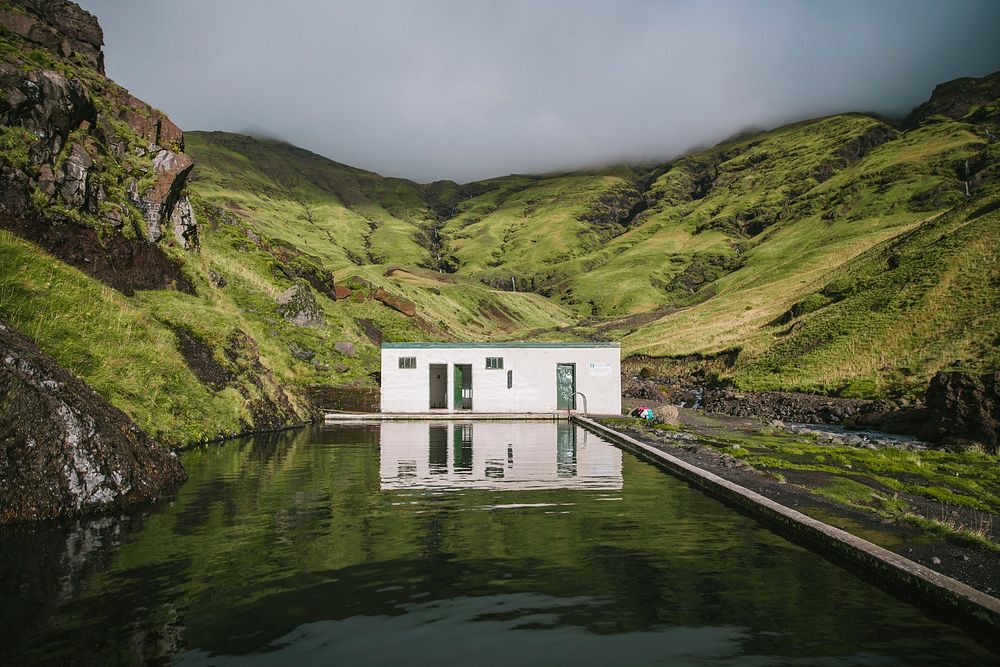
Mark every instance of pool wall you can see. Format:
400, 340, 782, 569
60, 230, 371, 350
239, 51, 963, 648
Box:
573, 415, 1000, 646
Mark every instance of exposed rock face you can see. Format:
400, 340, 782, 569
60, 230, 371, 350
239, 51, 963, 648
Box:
920, 371, 1000, 452
907, 71, 1000, 125
0, 0, 104, 72
129, 149, 196, 245
0, 0, 200, 292
0, 68, 97, 164
172, 326, 232, 391
702, 388, 899, 426
578, 182, 646, 240
0, 168, 194, 295
169, 196, 198, 249
374, 287, 416, 317
0, 320, 186, 524
276, 284, 324, 327
833, 124, 898, 163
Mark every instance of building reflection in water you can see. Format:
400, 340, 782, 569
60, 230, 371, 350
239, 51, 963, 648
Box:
379, 421, 623, 491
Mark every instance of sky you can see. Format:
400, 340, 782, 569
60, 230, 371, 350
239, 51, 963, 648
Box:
78, 0, 1000, 183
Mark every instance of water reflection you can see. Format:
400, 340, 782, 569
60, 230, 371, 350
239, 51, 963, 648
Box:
378, 421, 622, 491
1, 423, 996, 665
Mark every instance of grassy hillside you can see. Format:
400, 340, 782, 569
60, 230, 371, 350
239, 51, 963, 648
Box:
619, 88, 1000, 397
0, 1, 575, 446
185, 78, 999, 399
1, 0, 997, 452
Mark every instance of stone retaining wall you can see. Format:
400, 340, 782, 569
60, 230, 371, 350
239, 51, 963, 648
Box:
307, 386, 380, 413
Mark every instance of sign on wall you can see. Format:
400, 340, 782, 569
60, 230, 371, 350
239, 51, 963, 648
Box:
588, 361, 613, 376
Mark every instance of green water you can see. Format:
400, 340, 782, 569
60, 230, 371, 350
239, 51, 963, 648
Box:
1, 422, 996, 665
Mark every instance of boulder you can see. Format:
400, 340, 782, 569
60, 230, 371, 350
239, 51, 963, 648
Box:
920, 371, 999, 452
276, 284, 323, 328
334, 285, 352, 300
374, 288, 416, 317
653, 405, 679, 425
334, 341, 355, 357
0, 319, 186, 523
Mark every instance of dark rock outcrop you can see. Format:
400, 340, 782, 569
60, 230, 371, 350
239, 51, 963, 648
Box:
919, 371, 1000, 452
702, 388, 899, 425
172, 326, 233, 391
906, 71, 1000, 125
578, 182, 645, 238
0, 0, 104, 72
834, 124, 898, 164
0, 319, 186, 524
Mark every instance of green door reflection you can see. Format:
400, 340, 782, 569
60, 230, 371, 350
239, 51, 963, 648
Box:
556, 363, 576, 410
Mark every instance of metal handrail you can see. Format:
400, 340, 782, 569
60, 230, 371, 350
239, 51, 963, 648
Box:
569, 391, 588, 415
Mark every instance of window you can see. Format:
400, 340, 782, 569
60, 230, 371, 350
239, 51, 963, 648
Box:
486, 357, 503, 370
398, 356, 416, 369
507, 370, 513, 389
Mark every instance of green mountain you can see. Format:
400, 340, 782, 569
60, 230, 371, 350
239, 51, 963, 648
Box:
0, 0, 998, 449
185, 76, 1000, 398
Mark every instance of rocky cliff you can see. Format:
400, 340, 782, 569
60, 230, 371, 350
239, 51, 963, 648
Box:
0, 0, 198, 294
0, 318, 186, 523
0, 0, 320, 452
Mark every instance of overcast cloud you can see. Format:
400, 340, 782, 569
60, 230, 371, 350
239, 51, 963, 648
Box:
77, 0, 1000, 183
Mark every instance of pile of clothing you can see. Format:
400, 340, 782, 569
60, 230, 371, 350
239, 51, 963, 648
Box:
629, 406, 656, 421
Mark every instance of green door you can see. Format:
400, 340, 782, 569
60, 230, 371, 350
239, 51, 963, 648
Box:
556, 363, 576, 410
453, 364, 463, 410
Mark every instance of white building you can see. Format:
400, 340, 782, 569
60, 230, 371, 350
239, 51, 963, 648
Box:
379, 342, 622, 414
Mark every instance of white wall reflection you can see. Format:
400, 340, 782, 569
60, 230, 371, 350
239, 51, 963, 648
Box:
379, 421, 623, 491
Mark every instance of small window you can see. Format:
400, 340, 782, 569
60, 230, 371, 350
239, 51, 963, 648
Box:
398, 356, 416, 369
507, 370, 513, 389
486, 357, 503, 370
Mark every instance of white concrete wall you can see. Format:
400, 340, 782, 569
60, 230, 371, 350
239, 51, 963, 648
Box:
379, 421, 623, 491
379, 345, 622, 414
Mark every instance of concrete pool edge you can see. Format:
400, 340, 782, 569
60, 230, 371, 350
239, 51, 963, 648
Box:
324, 412, 568, 420
572, 415, 1000, 636
323, 412, 626, 421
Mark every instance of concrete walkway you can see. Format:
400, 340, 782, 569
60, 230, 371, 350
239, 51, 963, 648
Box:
572, 415, 1000, 643
325, 411, 569, 421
